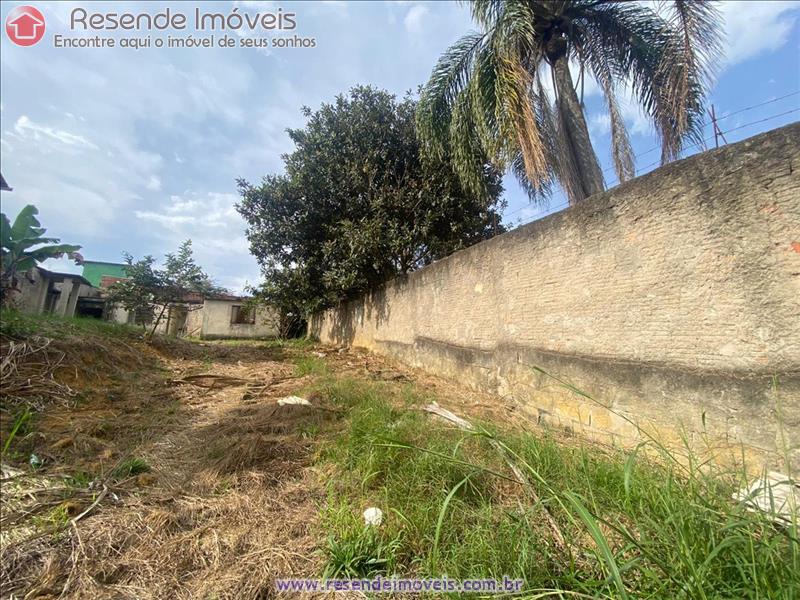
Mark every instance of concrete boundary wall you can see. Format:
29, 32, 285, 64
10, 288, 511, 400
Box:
311, 124, 800, 470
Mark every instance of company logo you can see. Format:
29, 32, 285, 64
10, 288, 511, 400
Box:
6, 5, 46, 46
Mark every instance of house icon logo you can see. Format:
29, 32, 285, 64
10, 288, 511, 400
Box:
5, 5, 46, 47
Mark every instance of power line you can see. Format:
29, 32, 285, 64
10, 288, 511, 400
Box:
713, 90, 799, 123
609, 107, 800, 186
601, 90, 800, 175
503, 93, 799, 225
718, 107, 799, 135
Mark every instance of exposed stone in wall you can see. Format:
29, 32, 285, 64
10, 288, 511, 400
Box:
310, 123, 800, 471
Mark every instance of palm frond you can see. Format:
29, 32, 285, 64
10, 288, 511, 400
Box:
449, 88, 494, 200
535, 70, 583, 205
574, 1, 708, 164
496, 56, 548, 184
492, 70, 559, 205
467, 0, 505, 30
657, 0, 723, 160
591, 56, 635, 183
663, 0, 723, 88
489, 0, 549, 188
417, 31, 487, 159
605, 83, 635, 182
468, 44, 503, 160
489, 0, 538, 52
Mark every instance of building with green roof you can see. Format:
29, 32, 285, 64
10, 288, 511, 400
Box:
80, 261, 129, 288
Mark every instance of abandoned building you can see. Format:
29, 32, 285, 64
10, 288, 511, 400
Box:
182, 297, 278, 339
14, 266, 101, 318
10, 261, 277, 340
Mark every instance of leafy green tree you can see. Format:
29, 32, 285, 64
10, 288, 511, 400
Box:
417, 0, 723, 205
107, 240, 223, 339
237, 86, 505, 318
0, 205, 82, 306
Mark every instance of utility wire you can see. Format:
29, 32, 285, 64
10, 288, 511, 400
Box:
502, 95, 800, 225
608, 107, 800, 187
601, 90, 800, 174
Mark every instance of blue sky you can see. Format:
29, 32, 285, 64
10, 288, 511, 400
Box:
1, 0, 799, 292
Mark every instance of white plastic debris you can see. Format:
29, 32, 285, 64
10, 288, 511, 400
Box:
277, 396, 311, 406
734, 471, 798, 526
363, 506, 383, 527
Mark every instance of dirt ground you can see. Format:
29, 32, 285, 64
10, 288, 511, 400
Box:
0, 337, 518, 599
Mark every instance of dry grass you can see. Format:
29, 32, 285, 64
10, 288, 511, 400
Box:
0, 316, 341, 599
0, 337, 77, 411
39, 471, 325, 599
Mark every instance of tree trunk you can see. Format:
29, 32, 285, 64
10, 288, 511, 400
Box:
147, 303, 169, 341
551, 55, 605, 202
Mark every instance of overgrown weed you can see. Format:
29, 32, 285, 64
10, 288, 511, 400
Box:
317, 376, 799, 598
0, 309, 140, 341
294, 355, 329, 377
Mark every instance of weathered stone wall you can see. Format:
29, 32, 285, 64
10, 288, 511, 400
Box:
311, 124, 800, 470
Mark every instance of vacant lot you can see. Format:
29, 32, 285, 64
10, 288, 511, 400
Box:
0, 313, 797, 598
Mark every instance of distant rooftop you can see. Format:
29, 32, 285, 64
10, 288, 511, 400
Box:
80, 260, 127, 267
81, 261, 129, 287
0, 172, 11, 192
38, 267, 92, 287
206, 294, 251, 302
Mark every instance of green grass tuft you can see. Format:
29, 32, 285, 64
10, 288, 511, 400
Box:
294, 355, 329, 377
1, 407, 33, 460
111, 457, 151, 479
315, 376, 798, 598
322, 495, 404, 578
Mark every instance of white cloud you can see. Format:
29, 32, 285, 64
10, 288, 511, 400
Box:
145, 175, 162, 191
404, 4, 429, 34
589, 113, 611, 136
132, 192, 259, 293
135, 212, 196, 226
13, 115, 97, 149
135, 192, 241, 229
718, 1, 800, 66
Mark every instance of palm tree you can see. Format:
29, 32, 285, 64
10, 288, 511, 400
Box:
1, 205, 82, 306
417, 0, 723, 205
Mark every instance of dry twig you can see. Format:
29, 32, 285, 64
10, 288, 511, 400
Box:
0, 336, 76, 409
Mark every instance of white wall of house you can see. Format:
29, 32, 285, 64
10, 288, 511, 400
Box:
184, 306, 203, 338
101, 297, 278, 339
199, 299, 278, 339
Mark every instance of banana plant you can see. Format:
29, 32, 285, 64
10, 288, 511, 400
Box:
1, 204, 82, 305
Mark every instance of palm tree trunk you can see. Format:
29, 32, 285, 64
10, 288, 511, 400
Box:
552, 55, 605, 202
